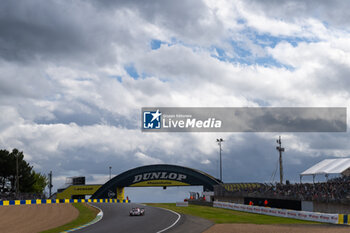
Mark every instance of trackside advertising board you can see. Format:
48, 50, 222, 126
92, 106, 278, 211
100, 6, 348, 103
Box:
213, 201, 339, 224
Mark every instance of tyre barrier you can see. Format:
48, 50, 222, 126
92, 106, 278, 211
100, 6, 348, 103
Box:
0, 198, 130, 206
213, 201, 349, 225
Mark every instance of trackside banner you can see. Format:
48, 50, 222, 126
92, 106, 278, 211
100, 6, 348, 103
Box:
141, 107, 346, 132
213, 201, 339, 224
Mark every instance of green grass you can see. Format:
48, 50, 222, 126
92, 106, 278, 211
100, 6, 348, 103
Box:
147, 203, 319, 225
40, 203, 99, 233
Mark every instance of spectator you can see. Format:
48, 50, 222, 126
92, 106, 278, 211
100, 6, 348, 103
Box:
264, 199, 268, 207
218, 176, 350, 203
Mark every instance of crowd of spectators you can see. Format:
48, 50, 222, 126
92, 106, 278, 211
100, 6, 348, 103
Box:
270, 176, 350, 201
219, 176, 350, 202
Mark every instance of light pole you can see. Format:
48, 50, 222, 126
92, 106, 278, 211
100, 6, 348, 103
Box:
276, 136, 285, 184
216, 138, 224, 181
48, 171, 53, 198
109, 166, 112, 180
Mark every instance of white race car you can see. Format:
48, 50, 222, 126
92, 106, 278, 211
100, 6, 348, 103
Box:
129, 207, 145, 216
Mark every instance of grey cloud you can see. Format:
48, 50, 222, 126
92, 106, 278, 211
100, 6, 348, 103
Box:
0, 62, 52, 99
216, 134, 346, 183
34, 102, 139, 129
245, 0, 350, 29
0, 0, 138, 65
0, 0, 223, 66
305, 133, 350, 151
313, 61, 350, 94
89, 0, 224, 44
0, 0, 88, 62
95, 0, 208, 22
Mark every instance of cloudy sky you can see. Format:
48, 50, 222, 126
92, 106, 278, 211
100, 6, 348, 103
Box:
1, 0, 350, 202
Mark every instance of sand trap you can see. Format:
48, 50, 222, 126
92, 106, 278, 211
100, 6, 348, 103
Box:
0, 203, 79, 233
204, 223, 350, 233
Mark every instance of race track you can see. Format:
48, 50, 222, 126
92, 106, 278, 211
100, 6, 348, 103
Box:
76, 203, 212, 233
76, 203, 179, 233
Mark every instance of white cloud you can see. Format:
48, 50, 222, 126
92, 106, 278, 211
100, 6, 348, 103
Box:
134, 152, 163, 165
239, 4, 303, 36
201, 159, 211, 165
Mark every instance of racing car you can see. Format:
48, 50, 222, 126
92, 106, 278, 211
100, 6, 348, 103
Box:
129, 207, 145, 216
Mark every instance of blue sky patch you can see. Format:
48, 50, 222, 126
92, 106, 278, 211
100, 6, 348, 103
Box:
255, 56, 295, 70
231, 40, 252, 57
124, 64, 139, 79
252, 31, 320, 48
150, 39, 173, 50
237, 18, 246, 24
109, 75, 122, 82
209, 26, 319, 69
211, 45, 294, 70
150, 39, 163, 50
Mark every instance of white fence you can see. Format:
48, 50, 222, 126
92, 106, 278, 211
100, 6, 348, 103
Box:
213, 201, 339, 224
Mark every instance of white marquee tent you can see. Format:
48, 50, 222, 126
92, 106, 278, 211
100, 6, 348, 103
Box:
300, 158, 350, 182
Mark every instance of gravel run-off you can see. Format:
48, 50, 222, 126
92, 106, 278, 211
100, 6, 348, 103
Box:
0, 203, 79, 233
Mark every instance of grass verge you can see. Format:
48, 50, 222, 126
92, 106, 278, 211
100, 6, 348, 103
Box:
40, 203, 99, 233
147, 203, 319, 225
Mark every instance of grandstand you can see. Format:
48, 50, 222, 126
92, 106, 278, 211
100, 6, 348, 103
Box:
213, 158, 350, 214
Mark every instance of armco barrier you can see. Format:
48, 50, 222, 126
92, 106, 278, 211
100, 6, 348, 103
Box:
213, 201, 346, 225
0, 198, 130, 206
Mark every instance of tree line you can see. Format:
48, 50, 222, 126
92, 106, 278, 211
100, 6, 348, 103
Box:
0, 149, 48, 195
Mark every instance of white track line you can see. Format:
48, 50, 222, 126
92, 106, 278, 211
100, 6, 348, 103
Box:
61, 203, 104, 232
156, 207, 181, 233
87, 203, 104, 220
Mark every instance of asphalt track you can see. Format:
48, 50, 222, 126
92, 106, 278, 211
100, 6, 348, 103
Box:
76, 203, 212, 233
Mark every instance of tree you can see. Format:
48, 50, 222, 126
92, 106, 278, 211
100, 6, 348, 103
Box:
0, 149, 16, 192
0, 148, 46, 194
31, 172, 48, 194
0, 150, 9, 191
11, 149, 35, 193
